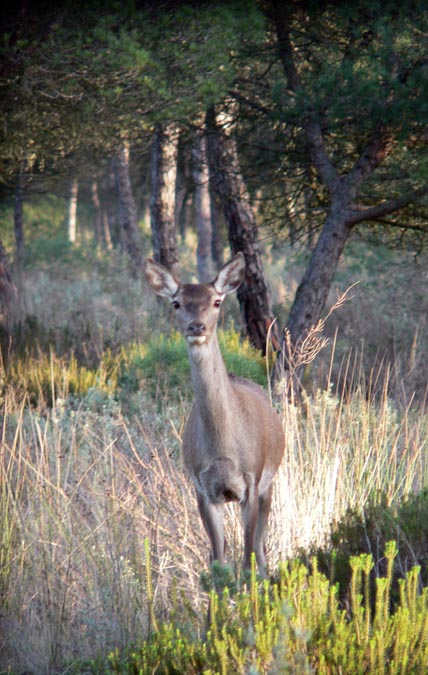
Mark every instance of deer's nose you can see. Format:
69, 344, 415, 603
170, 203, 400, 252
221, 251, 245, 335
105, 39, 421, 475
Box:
188, 322, 206, 335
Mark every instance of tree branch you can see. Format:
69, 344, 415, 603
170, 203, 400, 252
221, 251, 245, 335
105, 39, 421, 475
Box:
346, 187, 428, 226
267, 0, 339, 193
344, 129, 394, 194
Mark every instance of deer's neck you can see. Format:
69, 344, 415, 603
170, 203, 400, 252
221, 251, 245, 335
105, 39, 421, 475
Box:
187, 334, 234, 426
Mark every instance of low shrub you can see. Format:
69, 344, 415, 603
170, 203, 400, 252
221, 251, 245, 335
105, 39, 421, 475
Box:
0, 329, 267, 409
305, 489, 428, 601
81, 547, 428, 675
113, 329, 267, 395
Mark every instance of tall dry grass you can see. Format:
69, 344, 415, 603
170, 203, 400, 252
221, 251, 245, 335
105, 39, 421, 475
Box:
1, 357, 427, 673
270, 378, 428, 561
1, 251, 428, 673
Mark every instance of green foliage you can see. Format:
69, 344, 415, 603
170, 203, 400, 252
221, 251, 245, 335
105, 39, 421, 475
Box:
127, 329, 267, 398
286, 0, 428, 132
83, 549, 428, 675
0, 0, 264, 177
0, 328, 267, 408
308, 490, 428, 597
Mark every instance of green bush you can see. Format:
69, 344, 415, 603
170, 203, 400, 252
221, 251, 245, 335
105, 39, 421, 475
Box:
1, 329, 268, 408
81, 548, 428, 675
126, 329, 268, 398
305, 490, 428, 600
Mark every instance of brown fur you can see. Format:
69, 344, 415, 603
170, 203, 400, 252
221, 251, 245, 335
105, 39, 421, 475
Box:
146, 253, 285, 574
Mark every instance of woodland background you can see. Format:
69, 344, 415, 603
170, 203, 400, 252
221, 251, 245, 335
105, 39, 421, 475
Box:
1, 1, 428, 673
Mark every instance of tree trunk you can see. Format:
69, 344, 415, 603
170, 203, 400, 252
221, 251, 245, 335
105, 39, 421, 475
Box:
113, 141, 143, 275
285, 195, 352, 346
206, 106, 279, 354
192, 130, 215, 282
209, 181, 224, 270
90, 177, 103, 247
67, 177, 78, 243
102, 210, 114, 250
150, 123, 179, 277
175, 135, 192, 243
0, 240, 17, 333
14, 168, 25, 263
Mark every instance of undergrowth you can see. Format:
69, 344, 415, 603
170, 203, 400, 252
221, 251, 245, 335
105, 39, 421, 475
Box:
305, 489, 428, 600
1, 362, 427, 673
0, 329, 266, 409
81, 546, 428, 675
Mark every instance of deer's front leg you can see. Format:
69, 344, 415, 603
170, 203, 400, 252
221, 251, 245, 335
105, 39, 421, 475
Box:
254, 484, 273, 575
241, 483, 259, 572
196, 492, 225, 565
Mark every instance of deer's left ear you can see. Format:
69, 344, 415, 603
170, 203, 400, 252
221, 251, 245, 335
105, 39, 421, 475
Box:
213, 252, 245, 295
145, 258, 179, 299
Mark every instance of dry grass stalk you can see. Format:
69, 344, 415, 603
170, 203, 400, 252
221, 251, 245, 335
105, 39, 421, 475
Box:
277, 282, 359, 401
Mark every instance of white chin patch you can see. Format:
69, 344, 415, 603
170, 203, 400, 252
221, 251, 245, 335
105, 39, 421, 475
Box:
187, 335, 207, 345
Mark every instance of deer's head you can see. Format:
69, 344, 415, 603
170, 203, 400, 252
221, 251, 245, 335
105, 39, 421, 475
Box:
145, 253, 245, 348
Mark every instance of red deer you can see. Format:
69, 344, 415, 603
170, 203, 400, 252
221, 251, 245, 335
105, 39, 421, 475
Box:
145, 253, 284, 574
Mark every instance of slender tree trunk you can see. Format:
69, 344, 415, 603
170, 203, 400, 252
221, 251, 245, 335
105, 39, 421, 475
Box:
174, 134, 192, 243
192, 130, 215, 282
14, 168, 25, 263
150, 123, 179, 276
209, 180, 224, 270
113, 141, 143, 275
68, 177, 78, 243
90, 177, 103, 247
206, 106, 279, 354
102, 210, 114, 250
0, 240, 17, 333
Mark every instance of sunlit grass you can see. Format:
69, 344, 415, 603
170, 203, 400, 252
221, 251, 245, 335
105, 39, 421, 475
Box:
270, 380, 428, 561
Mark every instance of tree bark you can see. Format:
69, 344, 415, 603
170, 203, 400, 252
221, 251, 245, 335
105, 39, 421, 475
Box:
192, 130, 215, 282
102, 210, 114, 250
67, 177, 78, 244
209, 166, 224, 270
14, 168, 25, 263
285, 195, 352, 346
0, 240, 17, 332
174, 135, 192, 243
90, 177, 103, 247
206, 106, 279, 354
113, 141, 143, 275
150, 123, 179, 276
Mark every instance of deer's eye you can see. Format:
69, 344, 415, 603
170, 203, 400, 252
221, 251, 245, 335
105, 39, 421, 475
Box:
171, 300, 180, 310
214, 299, 222, 308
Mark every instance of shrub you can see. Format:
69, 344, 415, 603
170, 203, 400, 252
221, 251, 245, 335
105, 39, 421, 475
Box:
126, 329, 267, 398
82, 548, 428, 675
305, 490, 428, 601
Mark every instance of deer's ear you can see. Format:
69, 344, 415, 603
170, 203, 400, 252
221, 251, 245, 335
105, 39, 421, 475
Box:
145, 258, 179, 299
213, 252, 245, 295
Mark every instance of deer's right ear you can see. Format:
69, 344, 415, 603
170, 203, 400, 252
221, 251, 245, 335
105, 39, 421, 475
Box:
145, 258, 179, 299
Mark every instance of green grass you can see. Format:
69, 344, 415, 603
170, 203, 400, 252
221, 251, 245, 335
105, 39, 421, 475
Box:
0, 328, 266, 409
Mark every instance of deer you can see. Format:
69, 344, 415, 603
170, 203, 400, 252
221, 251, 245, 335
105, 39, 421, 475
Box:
145, 252, 284, 576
